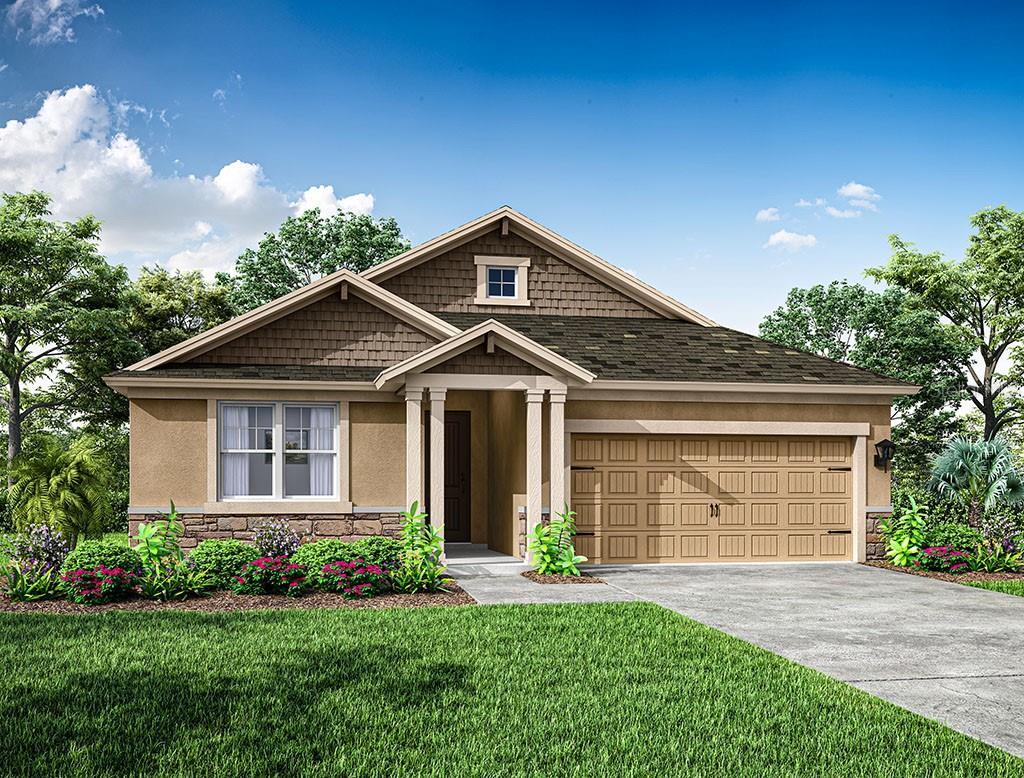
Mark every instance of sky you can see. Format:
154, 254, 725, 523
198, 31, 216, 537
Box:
1, 0, 1023, 333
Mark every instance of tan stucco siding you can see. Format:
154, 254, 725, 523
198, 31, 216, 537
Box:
129, 398, 208, 508
567, 400, 892, 506
487, 391, 527, 556
350, 402, 405, 506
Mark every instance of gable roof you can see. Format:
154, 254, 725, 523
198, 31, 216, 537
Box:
128, 269, 460, 372
438, 313, 918, 391
362, 206, 716, 326
374, 319, 596, 390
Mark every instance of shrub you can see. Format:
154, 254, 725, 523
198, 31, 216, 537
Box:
138, 561, 214, 601
318, 559, 390, 598
62, 540, 143, 576
528, 506, 588, 576
189, 539, 260, 587
132, 502, 185, 572
914, 546, 971, 574
61, 566, 137, 605
230, 556, 307, 596
879, 496, 927, 566
924, 522, 985, 552
292, 537, 402, 586
392, 502, 448, 593
1, 524, 70, 574
967, 544, 1023, 573
254, 518, 301, 558
928, 436, 1024, 527
2, 564, 63, 601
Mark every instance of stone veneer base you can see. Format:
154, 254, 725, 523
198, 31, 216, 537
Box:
130, 514, 403, 549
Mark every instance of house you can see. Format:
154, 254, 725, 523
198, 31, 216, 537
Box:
105, 206, 915, 564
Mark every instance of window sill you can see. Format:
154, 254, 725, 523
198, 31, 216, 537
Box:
204, 500, 354, 515
472, 296, 531, 307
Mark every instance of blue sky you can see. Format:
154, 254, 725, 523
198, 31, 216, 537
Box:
2, 1, 1023, 332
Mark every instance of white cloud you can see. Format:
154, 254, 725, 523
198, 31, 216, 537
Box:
0, 84, 375, 277
0, 62, 8, 73
837, 180, 881, 202
6, 0, 103, 44
825, 206, 860, 219
849, 198, 878, 212
212, 88, 227, 103
795, 197, 826, 207
754, 207, 780, 223
762, 229, 818, 252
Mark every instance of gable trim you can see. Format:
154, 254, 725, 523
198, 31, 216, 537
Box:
362, 206, 716, 326
127, 270, 460, 371
374, 319, 596, 390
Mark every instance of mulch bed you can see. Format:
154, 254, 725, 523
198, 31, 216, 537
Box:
865, 561, 1024, 584
521, 570, 604, 585
0, 583, 475, 615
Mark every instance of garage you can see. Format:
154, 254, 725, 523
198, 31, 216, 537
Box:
570, 434, 854, 563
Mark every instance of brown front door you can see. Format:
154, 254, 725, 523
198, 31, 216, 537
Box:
443, 411, 471, 541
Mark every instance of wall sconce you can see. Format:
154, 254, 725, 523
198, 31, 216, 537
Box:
874, 438, 896, 471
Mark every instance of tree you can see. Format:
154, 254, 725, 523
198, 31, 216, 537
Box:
759, 280, 971, 480
928, 436, 1024, 527
8, 435, 110, 547
128, 266, 236, 357
220, 208, 410, 312
0, 192, 137, 483
868, 206, 1024, 440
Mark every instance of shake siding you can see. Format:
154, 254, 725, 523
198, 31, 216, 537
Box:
424, 343, 544, 375
185, 293, 439, 367
379, 228, 661, 318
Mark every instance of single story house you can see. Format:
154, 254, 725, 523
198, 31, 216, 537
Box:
106, 206, 915, 564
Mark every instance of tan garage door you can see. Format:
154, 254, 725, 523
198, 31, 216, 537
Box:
570, 434, 853, 564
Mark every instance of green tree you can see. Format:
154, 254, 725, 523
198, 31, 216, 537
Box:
868, 206, 1024, 440
928, 436, 1024, 527
128, 266, 236, 356
220, 208, 410, 312
8, 435, 110, 546
0, 192, 137, 482
759, 280, 971, 481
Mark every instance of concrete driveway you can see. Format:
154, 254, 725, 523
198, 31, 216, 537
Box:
597, 563, 1024, 758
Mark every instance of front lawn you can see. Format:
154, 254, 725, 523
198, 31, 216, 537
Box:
969, 580, 1024, 597
1, 602, 1020, 777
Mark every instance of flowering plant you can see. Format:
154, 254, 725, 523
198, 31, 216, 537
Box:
230, 555, 307, 596
254, 519, 301, 558
1, 524, 70, 575
914, 546, 971, 574
61, 566, 138, 605
319, 558, 390, 598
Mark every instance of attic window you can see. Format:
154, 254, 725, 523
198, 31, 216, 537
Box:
474, 256, 530, 306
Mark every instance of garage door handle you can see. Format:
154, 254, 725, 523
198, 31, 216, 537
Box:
827, 467, 852, 472
575, 531, 595, 536
826, 530, 851, 535
571, 466, 596, 471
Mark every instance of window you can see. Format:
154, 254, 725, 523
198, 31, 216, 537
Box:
219, 403, 337, 499
487, 266, 517, 298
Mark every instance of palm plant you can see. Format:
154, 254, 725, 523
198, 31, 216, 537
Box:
7, 436, 110, 547
928, 436, 1024, 528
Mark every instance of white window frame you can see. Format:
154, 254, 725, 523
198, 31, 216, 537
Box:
474, 255, 531, 306
217, 401, 340, 502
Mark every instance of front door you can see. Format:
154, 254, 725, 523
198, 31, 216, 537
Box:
443, 411, 471, 541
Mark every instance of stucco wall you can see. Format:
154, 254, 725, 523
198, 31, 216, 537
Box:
129, 398, 208, 508
487, 391, 526, 556
566, 399, 892, 506
350, 402, 405, 506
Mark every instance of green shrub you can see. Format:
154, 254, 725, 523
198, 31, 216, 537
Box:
924, 522, 985, 551
138, 561, 215, 601
291, 537, 402, 586
392, 502, 448, 593
1, 564, 63, 601
528, 506, 587, 576
61, 540, 142, 576
230, 556, 307, 596
189, 539, 260, 587
878, 496, 927, 567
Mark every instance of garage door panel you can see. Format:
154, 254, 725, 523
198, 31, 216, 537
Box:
572, 433, 853, 564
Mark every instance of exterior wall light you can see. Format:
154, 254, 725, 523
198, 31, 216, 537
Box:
874, 438, 896, 471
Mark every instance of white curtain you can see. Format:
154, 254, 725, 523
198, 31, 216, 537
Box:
309, 407, 334, 496
222, 406, 248, 449
221, 406, 250, 496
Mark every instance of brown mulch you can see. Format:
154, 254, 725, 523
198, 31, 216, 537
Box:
865, 561, 1024, 584
521, 570, 604, 585
0, 583, 475, 615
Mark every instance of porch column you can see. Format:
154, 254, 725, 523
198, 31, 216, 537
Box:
429, 388, 447, 554
525, 388, 544, 561
548, 389, 567, 518
404, 387, 424, 510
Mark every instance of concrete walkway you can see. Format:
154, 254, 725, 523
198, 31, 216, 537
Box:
450, 559, 1024, 757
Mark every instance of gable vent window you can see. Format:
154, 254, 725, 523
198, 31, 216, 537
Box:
474, 255, 530, 306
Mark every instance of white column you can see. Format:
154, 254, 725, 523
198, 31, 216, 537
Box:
548, 389, 567, 519
852, 435, 868, 563
429, 388, 447, 555
525, 388, 544, 562
404, 388, 424, 510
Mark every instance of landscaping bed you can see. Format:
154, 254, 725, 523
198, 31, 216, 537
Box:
1, 601, 1020, 776
866, 560, 1024, 585
521, 570, 603, 585
0, 583, 474, 614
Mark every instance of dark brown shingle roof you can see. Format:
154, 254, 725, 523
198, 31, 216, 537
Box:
438, 313, 914, 387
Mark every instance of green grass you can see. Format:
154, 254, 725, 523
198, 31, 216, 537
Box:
0, 603, 1019, 777
968, 580, 1024, 597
